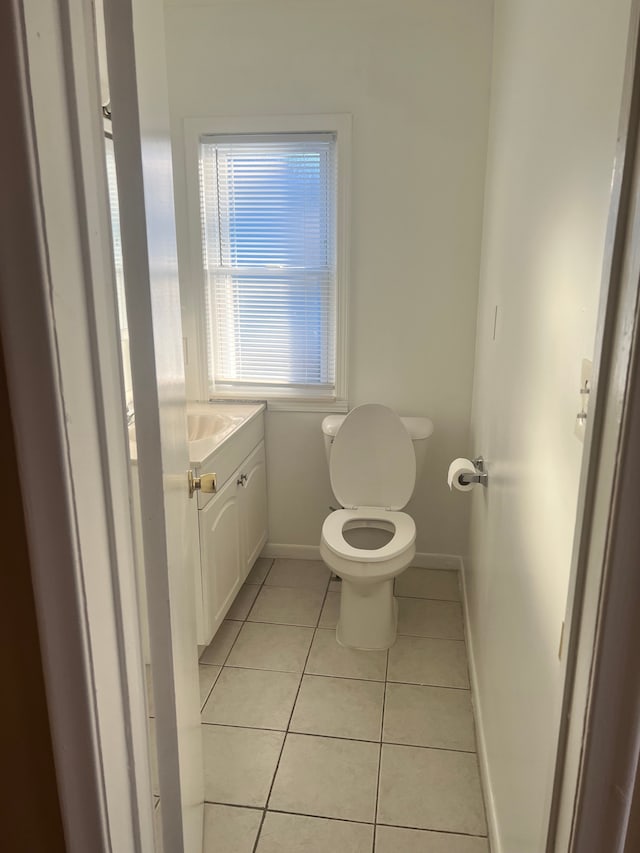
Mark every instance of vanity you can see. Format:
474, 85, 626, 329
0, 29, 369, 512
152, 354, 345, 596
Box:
130, 402, 268, 655
188, 403, 268, 644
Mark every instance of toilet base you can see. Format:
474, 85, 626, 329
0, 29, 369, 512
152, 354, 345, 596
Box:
336, 578, 398, 650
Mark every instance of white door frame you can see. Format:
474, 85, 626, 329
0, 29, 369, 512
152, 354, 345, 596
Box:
5, 0, 640, 849
547, 1, 640, 849
102, 0, 204, 847
1, 0, 160, 850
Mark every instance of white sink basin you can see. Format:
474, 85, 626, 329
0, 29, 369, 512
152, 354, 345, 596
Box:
128, 402, 265, 466
187, 412, 242, 441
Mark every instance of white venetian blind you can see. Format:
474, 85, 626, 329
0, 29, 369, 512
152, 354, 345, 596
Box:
198, 133, 337, 393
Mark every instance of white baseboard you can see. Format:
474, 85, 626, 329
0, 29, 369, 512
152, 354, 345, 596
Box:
261, 543, 321, 561
412, 552, 462, 571
262, 543, 462, 571
460, 557, 501, 853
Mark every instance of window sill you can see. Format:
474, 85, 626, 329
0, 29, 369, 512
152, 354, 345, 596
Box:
209, 393, 348, 414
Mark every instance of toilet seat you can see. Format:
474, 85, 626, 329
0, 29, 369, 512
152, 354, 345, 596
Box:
322, 508, 415, 564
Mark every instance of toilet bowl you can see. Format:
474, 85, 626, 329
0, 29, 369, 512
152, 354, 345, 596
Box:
320, 404, 433, 650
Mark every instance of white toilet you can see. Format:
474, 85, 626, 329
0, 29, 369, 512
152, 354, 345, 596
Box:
320, 404, 434, 650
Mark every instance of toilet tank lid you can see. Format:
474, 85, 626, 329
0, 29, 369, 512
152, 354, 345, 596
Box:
322, 413, 434, 440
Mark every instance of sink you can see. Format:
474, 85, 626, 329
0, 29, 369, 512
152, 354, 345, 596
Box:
187, 412, 240, 441
127, 402, 265, 466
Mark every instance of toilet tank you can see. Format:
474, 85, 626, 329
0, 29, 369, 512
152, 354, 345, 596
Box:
322, 413, 434, 476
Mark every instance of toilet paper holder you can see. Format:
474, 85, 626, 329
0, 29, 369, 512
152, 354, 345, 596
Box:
458, 456, 488, 487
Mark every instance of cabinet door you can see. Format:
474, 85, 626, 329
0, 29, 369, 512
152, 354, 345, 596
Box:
199, 472, 243, 641
239, 441, 268, 579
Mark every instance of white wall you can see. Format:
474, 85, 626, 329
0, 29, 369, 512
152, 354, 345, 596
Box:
163, 0, 493, 557
465, 1, 632, 850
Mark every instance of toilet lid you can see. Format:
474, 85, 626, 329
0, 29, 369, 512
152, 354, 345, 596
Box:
330, 404, 416, 510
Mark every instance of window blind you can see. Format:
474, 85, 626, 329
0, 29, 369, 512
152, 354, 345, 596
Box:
198, 133, 337, 393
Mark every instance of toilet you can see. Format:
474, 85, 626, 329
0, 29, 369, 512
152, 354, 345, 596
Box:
320, 404, 434, 650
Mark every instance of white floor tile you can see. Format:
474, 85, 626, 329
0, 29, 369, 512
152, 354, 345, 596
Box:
248, 586, 325, 627
265, 559, 331, 590
375, 825, 489, 853
388, 636, 469, 688
202, 724, 284, 807
258, 812, 373, 853
199, 664, 221, 709
203, 803, 262, 853
290, 675, 384, 741
195, 559, 488, 851
306, 628, 387, 681
395, 568, 460, 601
383, 682, 475, 751
199, 621, 242, 665
246, 557, 273, 585
270, 733, 379, 822
202, 667, 300, 729
318, 590, 340, 628
397, 597, 464, 640
377, 744, 486, 835
227, 584, 260, 620
227, 622, 314, 672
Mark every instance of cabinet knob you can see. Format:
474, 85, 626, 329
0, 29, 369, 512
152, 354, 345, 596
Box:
237, 473, 248, 487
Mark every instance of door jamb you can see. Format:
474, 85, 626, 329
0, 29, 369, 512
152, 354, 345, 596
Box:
0, 0, 157, 849
546, 1, 640, 848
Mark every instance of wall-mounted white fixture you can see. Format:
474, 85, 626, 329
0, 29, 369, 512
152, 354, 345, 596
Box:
575, 358, 593, 442
448, 456, 488, 492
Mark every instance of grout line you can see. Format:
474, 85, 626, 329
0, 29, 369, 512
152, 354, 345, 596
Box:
199, 663, 222, 711
209, 618, 469, 646
200, 720, 478, 755
203, 661, 471, 690
203, 801, 490, 841
374, 819, 489, 839
395, 593, 462, 603
244, 618, 326, 629
204, 800, 263, 812
250, 574, 332, 853
263, 807, 375, 829
207, 800, 374, 826
372, 646, 390, 852
218, 663, 387, 683
394, 635, 467, 646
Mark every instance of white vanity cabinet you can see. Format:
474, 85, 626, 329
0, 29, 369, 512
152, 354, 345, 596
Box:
194, 408, 268, 644
239, 442, 269, 577
198, 470, 244, 639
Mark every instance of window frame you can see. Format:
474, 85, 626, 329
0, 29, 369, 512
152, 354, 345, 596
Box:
183, 114, 351, 412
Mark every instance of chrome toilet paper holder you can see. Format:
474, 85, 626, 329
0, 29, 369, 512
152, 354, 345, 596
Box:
458, 456, 488, 487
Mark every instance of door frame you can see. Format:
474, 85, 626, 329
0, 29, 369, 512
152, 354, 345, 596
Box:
546, 0, 640, 849
0, 0, 159, 850
5, 0, 640, 850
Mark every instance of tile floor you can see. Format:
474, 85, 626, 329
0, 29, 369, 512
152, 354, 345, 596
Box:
198, 557, 490, 853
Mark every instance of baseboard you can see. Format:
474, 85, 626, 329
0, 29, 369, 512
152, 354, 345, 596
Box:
460, 557, 501, 853
261, 543, 322, 561
412, 552, 462, 571
262, 543, 462, 571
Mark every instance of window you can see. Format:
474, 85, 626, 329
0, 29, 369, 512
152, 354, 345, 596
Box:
188, 116, 349, 408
